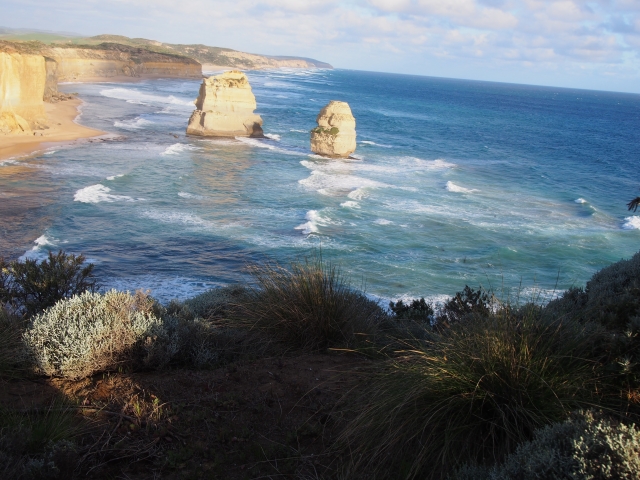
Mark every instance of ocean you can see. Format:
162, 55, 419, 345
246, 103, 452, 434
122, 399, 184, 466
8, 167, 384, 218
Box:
1, 69, 639, 305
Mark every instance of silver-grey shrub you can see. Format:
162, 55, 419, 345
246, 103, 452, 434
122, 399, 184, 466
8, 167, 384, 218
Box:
456, 411, 640, 480
22, 290, 177, 379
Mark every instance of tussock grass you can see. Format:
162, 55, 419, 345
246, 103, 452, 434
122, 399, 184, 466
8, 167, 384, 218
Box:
337, 305, 606, 480
238, 255, 387, 351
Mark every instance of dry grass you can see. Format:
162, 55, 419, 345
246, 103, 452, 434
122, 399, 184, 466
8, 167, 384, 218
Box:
336, 306, 607, 480
237, 255, 387, 352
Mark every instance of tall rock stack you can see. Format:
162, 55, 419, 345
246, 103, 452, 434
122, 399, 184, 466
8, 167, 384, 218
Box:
186, 70, 263, 137
310, 100, 356, 158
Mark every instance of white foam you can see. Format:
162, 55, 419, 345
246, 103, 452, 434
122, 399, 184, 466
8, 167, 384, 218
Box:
19, 235, 56, 261
236, 136, 305, 156
114, 117, 154, 130
106, 174, 125, 181
374, 219, 393, 225
348, 188, 368, 200
575, 198, 588, 204
290, 129, 307, 133
446, 181, 478, 193
299, 170, 389, 196
360, 140, 393, 148
100, 87, 193, 106
178, 191, 206, 200
43, 150, 57, 155
264, 133, 281, 141
622, 216, 640, 230
340, 200, 360, 209
74, 184, 134, 204
160, 143, 199, 156
294, 210, 332, 235
101, 275, 221, 303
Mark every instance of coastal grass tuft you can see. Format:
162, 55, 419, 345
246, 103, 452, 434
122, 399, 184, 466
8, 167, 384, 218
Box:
238, 255, 387, 351
337, 304, 606, 480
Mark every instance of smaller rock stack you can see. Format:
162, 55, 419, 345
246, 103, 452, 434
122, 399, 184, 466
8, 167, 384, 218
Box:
310, 100, 356, 158
186, 70, 263, 137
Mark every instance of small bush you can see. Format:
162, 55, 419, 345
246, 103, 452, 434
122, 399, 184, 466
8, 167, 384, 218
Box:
0, 402, 81, 480
389, 298, 434, 322
337, 305, 605, 479
546, 252, 640, 409
437, 285, 495, 325
238, 256, 387, 351
0, 251, 96, 318
22, 290, 176, 379
0, 307, 27, 379
456, 411, 640, 480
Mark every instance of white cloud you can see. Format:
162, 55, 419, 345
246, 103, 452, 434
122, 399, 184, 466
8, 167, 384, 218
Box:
2, 0, 640, 92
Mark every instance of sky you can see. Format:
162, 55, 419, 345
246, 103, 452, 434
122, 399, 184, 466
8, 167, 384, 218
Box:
2, 0, 640, 93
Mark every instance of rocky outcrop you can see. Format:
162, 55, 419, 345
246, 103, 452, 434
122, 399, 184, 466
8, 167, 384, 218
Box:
310, 101, 356, 158
0, 49, 47, 134
186, 71, 263, 137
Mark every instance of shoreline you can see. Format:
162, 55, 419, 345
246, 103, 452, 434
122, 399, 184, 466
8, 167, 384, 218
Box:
0, 99, 105, 162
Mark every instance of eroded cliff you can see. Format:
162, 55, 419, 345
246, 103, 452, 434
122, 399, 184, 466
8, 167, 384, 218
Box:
0, 46, 47, 134
186, 70, 263, 137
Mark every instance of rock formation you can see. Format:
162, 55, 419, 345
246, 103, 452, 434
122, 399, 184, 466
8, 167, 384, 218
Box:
186, 71, 263, 137
310, 101, 356, 158
0, 49, 47, 134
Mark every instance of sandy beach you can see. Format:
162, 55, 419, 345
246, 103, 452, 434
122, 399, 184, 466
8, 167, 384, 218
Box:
0, 99, 105, 162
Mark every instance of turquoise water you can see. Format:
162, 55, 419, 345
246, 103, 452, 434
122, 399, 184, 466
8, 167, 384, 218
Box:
1, 69, 639, 303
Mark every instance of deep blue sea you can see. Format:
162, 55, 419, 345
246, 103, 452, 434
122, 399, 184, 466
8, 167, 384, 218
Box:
1, 69, 640, 304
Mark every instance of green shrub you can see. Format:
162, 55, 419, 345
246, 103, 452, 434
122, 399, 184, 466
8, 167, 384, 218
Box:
22, 290, 176, 379
0, 251, 96, 318
0, 307, 27, 379
437, 285, 495, 325
310, 126, 339, 136
389, 298, 434, 322
546, 252, 640, 409
0, 402, 81, 479
337, 305, 605, 479
456, 410, 640, 480
238, 256, 387, 351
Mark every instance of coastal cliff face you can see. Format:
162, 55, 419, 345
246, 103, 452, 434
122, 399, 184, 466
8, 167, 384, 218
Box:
186, 71, 264, 137
0, 49, 47, 134
44, 44, 202, 81
310, 101, 356, 158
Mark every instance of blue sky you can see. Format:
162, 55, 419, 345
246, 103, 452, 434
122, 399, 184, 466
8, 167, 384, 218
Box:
3, 0, 640, 93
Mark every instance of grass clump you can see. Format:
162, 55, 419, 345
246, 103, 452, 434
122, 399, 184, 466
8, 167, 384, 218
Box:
239, 256, 387, 351
456, 410, 640, 480
0, 402, 83, 479
0, 251, 96, 318
337, 305, 604, 479
22, 290, 175, 379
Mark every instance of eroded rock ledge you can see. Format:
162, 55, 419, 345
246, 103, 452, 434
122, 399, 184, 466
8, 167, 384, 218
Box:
186, 71, 264, 138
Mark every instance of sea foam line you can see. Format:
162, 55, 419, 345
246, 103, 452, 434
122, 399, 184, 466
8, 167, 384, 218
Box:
74, 184, 134, 204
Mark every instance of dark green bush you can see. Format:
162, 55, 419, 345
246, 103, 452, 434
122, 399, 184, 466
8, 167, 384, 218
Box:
238, 256, 387, 351
337, 305, 605, 480
456, 410, 640, 480
0, 251, 96, 318
437, 285, 494, 325
546, 252, 640, 410
389, 298, 434, 323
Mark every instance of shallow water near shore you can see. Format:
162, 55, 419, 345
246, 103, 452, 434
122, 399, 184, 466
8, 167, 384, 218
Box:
1, 70, 640, 304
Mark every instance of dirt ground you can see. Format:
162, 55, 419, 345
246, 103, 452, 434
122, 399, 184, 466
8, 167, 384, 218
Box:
0, 352, 371, 479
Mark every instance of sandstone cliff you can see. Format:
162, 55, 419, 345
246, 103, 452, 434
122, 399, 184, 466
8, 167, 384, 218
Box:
186, 71, 263, 138
310, 101, 356, 158
0, 46, 47, 134
43, 43, 201, 81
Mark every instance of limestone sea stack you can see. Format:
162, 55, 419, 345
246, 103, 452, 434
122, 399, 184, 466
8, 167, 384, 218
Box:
310, 101, 356, 158
186, 70, 263, 137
